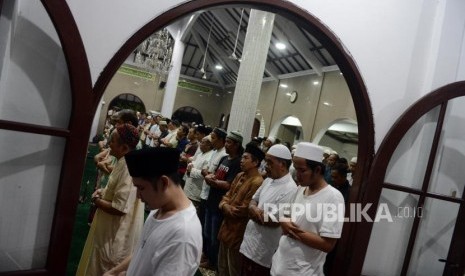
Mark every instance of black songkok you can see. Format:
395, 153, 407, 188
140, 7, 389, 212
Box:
212, 127, 227, 139
245, 143, 265, 163
125, 147, 179, 177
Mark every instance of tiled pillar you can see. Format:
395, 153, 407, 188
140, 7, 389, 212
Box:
161, 34, 185, 118
227, 10, 275, 143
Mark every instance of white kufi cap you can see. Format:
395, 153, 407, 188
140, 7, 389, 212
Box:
267, 144, 292, 160
351, 157, 357, 163
294, 142, 323, 163
267, 136, 276, 144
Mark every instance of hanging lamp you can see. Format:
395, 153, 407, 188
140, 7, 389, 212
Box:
199, 23, 213, 79
229, 8, 244, 61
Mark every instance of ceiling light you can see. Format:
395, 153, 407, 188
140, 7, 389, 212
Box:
285, 92, 291, 96
280, 84, 288, 88
313, 81, 319, 85
227, 91, 232, 94
275, 42, 286, 50
215, 93, 220, 97
323, 101, 332, 106
215, 65, 223, 70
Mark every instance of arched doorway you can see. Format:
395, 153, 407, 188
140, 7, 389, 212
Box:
0, 1, 374, 274
90, 1, 374, 274
108, 93, 146, 113
313, 118, 358, 160
352, 82, 465, 275
269, 115, 304, 146
172, 106, 204, 124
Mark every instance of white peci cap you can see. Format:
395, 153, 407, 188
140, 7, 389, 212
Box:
294, 142, 323, 163
351, 157, 357, 163
267, 144, 292, 160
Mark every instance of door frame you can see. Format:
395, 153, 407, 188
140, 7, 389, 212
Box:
351, 81, 465, 275
1, 0, 374, 274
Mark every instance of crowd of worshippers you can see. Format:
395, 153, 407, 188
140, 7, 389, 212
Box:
77, 109, 358, 276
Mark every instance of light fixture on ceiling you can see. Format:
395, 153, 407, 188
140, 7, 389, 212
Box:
229, 8, 244, 61
323, 101, 332, 106
199, 23, 213, 78
285, 92, 291, 96
215, 64, 223, 70
280, 84, 288, 88
313, 81, 319, 85
134, 28, 174, 78
275, 42, 286, 50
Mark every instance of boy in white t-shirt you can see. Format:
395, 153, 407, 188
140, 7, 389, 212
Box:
271, 142, 345, 276
104, 147, 202, 276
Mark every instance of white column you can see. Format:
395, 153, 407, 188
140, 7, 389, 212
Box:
227, 10, 275, 143
161, 32, 185, 118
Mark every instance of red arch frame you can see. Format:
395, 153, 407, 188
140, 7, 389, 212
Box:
352, 81, 465, 275
0, 0, 374, 275
91, 1, 374, 275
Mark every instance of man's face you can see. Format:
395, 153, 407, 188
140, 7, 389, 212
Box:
331, 170, 346, 186
240, 152, 256, 172
211, 132, 220, 149
264, 139, 272, 148
349, 162, 356, 173
293, 156, 315, 186
327, 154, 338, 167
265, 154, 283, 179
187, 128, 196, 141
132, 177, 164, 210
200, 138, 212, 153
225, 138, 236, 155
177, 128, 186, 139
109, 130, 124, 158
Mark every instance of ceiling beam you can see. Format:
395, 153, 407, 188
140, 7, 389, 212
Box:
211, 9, 279, 80
190, 28, 226, 89
193, 23, 240, 75
273, 16, 324, 76
166, 12, 202, 41
180, 74, 222, 88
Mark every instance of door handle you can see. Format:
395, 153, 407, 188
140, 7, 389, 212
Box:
438, 258, 459, 268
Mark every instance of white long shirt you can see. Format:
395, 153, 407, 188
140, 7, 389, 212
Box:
183, 149, 214, 202
239, 173, 297, 268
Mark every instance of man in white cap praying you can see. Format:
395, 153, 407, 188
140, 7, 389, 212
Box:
347, 157, 357, 186
270, 142, 345, 276
239, 144, 297, 275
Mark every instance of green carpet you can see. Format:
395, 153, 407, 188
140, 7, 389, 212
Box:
66, 144, 203, 276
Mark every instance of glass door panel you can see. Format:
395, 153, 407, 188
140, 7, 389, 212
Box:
385, 106, 440, 190
0, 129, 65, 272
407, 198, 460, 276
0, 1, 71, 128
362, 189, 419, 276
428, 97, 465, 199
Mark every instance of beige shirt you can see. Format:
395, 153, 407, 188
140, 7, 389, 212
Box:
77, 157, 144, 276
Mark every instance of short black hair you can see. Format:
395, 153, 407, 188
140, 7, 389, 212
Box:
141, 172, 181, 191
331, 163, 348, 177
305, 159, 326, 176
